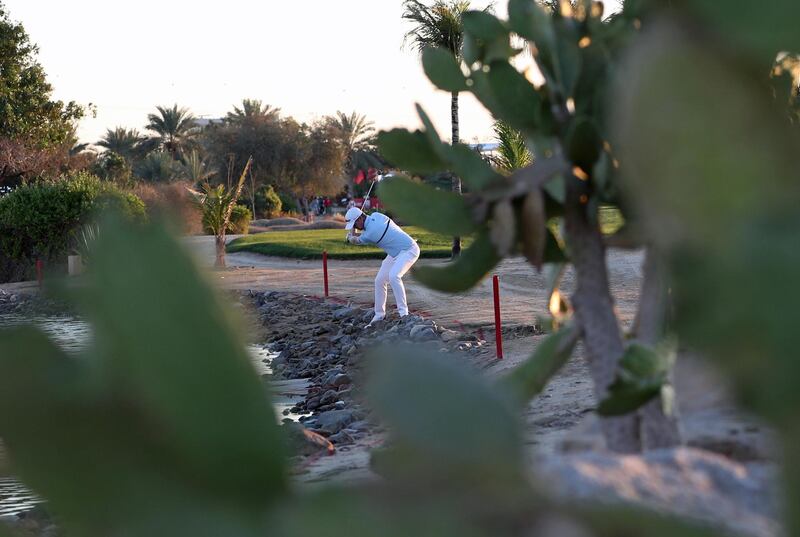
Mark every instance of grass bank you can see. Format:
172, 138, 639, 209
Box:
227, 208, 623, 260
227, 227, 468, 260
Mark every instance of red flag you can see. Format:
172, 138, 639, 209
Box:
367, 168, 377, 181
354, 169, 366, 184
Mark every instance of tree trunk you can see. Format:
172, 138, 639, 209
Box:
564, 178, 642, 453
215, 233, 226, 269
634, 248, 682, 449
451, 91, 462, 258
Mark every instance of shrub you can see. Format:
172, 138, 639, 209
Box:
229, 205, 252, 234
277, 190, 298, 214
0, 172, 146, 282
132, 181, 203, 235
204, 204, 251, 235
255, 185, 282, 219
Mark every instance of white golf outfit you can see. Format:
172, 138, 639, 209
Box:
347, 212, 420, 320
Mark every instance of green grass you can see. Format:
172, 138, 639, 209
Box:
227, 209, 624, 260
227, 227, 468, 260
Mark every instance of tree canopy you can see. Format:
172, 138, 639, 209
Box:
0, 2, 86, 147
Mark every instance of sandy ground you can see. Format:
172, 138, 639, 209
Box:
1, 236, 773, 484
177, 236, 774, 484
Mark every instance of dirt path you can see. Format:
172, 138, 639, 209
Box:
182, 235, 644, 330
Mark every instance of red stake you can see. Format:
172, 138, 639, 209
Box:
36, 259, 43, 289
323, 250, 329, 298
493, 275, 503, 359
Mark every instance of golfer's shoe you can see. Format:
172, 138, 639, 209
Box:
365, 315, 385, 329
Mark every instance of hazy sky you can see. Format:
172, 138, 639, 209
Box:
5, 0, 621, 145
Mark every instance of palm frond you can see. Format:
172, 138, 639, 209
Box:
491, 120, 533, 173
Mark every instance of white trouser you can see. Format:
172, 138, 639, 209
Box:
374, 242, 420, 319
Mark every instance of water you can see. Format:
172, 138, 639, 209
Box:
0, 313, 296, 518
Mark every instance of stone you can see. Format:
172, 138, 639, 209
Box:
410, 325, 437, 341
537, 447, 779, 537
320, 389, 338, 406
328, 430, 354, 445
333, 306, 358, 320
332, 373, 352, 387
440, 329, 461, 342
315, 409, 355, 435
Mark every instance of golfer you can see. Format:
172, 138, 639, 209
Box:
344, 207, 420, 327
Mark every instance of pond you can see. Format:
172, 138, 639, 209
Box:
0, 313, 298, 519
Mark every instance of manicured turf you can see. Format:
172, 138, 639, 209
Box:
227, 227, 468, 259
227, 208, 624, 260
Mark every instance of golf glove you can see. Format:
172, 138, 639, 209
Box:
347, 233, 361, 245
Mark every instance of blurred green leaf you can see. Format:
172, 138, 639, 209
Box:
553, 18, 582, 96
378, 129, 446, 175
615, 23, 799, 249
441, 144, 503, 190
463, 11, 508, 42
271, 488, 483, 537
81, 220, 286, 498
378, 176, 477, 236
0, 327, 271, 537
412, 230, 501, 292
566, 117, 602, 171
685, 0, 800, 62
597, 344, 669, 416
415, 104, 503, 190
367, 346, 523, 477
518, 190, 547, 268
486, 62, 543, 132
501, 325, 580, 404
507, 0, 556, 72
422, 48, 469, 93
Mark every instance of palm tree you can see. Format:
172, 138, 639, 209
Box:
325, 111, 382, 194
181, 150, 216, 184
145, 105, 198, 159
190, 157, 253, 268
135, 151, 184, 183
225, 99, 281, 124
491, 120, 533, 174
402, 0, 492, 256
97, 127, 142, 160
327, 111, 375, 150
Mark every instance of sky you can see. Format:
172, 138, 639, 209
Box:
4, 0, 622, 145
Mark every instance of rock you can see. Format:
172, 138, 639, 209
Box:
283, 422, 335, 456
320, 389, 339, 406
332, 373, 352, 387
333, 306, 358, 320
362, 310, 375, 323
315, 409, 355, 435
440, 329, 461, 342
349, 420, 371, 432
410, 325, 437, 341
334, 401, 347, 410
328, 430, 354, 445
537, 447, 780, 537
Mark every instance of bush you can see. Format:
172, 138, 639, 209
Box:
0, 172, 146, 282
132, 181, 203, 235
277, 191, 298, 214
229, 205, 252, 234
255, 185, 282, 219
203, 204, 251, 235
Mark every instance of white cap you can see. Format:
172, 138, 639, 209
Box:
344, 207, 364, 230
